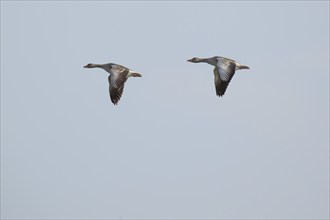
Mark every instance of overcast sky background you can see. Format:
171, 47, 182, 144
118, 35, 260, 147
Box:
1, 1, 329, 219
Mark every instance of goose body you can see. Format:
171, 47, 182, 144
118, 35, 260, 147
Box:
187, 56, 249, 97
84, 63, 142, 105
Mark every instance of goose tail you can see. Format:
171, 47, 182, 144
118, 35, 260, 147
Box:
131, 72, 142, 77
127, 71, 142, 78
236, 63, 250, 70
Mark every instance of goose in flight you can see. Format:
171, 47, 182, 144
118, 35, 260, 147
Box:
84, 63, 142, 105
187, 56, 249, 97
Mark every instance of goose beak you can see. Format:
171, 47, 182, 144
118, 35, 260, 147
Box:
187, 58, 192, 62
83, 65, 88, 68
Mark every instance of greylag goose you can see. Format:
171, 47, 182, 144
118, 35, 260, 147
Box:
84, 63, 142, 105
187, 56, 249, 97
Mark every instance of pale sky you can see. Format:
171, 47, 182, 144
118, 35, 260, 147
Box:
1, 1, 329, 219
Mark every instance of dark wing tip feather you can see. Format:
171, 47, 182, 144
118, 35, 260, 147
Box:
110, 85, 124, 105
215, 81, 229, 97
214, 67, 230, 97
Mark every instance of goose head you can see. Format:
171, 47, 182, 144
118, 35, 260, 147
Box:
187, 57, 203, 63
84, 63, 97, 68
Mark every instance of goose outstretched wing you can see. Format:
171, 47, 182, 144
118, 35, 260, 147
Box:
108, 67, 129, 105
213, 60, 236, 96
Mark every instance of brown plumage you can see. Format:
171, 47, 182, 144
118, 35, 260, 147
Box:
84, 63, 141, 105
188, 56, 249, 97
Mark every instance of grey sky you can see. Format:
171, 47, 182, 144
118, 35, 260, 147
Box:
1, 1, 329, 219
